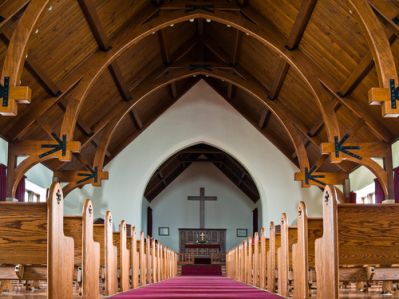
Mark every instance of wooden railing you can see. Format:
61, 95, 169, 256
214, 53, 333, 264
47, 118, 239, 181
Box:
179, 253, 225, 264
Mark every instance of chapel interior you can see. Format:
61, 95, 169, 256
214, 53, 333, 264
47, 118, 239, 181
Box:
0, 0, 399, 298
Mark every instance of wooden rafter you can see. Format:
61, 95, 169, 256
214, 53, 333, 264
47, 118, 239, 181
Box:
0, 0, 49, 115
286, 0, 317, 50
268, 60, 289, 100
77, 0, 110, 51
109, 62, 132, 101
0, 0, 30, 32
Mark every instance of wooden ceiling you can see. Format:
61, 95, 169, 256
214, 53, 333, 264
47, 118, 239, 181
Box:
145, 143, 260, 202
1, 0, 399, 197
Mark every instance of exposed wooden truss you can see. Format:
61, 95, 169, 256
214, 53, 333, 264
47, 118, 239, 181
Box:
0, 0, 398, 199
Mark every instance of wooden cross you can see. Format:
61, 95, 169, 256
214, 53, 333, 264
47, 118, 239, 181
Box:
188, 187, 217, 229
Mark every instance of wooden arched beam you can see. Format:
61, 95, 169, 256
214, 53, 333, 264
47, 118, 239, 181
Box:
59, 9, 340, 145
349, 0, 399, 116
0, 0, 49, 115
92, 66, 311, 177
7, 138, 80, 198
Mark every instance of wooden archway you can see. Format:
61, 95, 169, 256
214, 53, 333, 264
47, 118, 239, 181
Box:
58, 9, 340, 145
91, 65, 310, 175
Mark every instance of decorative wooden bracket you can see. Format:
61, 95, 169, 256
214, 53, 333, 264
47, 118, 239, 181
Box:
369, 79, 399, 117
295, 166, 348, 188
0, 76, 31, 116
185, 4, 214, 12
12, 134, 81, 162
321, 133, 388, 163
54, 167, 109, 187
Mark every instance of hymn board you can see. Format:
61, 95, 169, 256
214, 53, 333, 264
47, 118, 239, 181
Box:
179, 188, 226, 264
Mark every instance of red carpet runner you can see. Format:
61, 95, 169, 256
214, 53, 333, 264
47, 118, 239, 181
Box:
181, 264, 222, 276
110, 276, 284, 298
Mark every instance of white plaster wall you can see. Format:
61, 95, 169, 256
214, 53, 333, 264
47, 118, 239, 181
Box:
392, 140, 399, 169
66, 80, 322, 233
0, 138, 7, 165
349, 158, 384, 192
151, 163, 254, 251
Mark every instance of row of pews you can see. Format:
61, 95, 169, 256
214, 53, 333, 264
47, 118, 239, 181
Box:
0, 182, 178, 298
226, 185, 399, 298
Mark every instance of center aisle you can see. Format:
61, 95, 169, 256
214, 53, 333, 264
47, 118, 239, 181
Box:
110, 276, 284, 298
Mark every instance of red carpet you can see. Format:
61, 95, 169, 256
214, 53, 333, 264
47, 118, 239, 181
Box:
181, 264, 222, 276
110, 276, 283, 298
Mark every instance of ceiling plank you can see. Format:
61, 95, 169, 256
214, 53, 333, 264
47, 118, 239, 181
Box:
77, 0, 111, 51
0, 30, 61, 96
0, 0, 30, 32
337, 34, 396, 97
286, 0, 318, 50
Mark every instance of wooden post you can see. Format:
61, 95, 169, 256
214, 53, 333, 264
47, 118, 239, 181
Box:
259, 227, 266, 289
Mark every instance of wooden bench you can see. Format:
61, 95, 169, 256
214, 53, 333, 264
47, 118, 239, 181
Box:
126, 225, 139, 289
315, 185, 399, 298
93, 211, 117, 295
0, 182, 74, 298
278, 213, 297, 297
139, 232, 147, 286
113, 220, 130, 292
259, 227, 269, 289
146, 235, 152, 283
64, 199, 100, 298
267, 222, 281, 292
292, 201, 323, 299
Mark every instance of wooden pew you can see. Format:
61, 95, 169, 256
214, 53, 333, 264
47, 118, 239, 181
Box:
126, 225, 139, 289
64, 199, 100, 299
146, 235, 152, 283
139, 232, 147, 285
292, 201, 323, 299
267, 222, 281, 292
253, 232, 259, 287
93, 211, 117, 295
0, 182, 74, 298
156, 241, 161, 282
113, 220, 130, 292
247, 236, 253, 284
278, 213, 298, 297
259, 227, 269, 289
152, 239, 158, 283
315, 185, 399, 299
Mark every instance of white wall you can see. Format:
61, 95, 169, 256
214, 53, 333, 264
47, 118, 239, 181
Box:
349, 158, 384, 192
0, 137, 53, 191
151, 163, 254, 251
66, 80, 323, 233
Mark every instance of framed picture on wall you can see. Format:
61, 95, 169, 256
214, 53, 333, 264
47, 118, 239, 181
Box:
236, 228, 248, 238
158, 227, 169, 236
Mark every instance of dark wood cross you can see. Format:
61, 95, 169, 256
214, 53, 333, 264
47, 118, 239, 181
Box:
187, 187, 217, 229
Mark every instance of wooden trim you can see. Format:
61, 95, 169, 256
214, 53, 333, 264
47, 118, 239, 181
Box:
286, 0, 317, 50
140, 232, 146, 286
64, 199, 100, 299
47, 182, 74, 298
315, 186, 340, 299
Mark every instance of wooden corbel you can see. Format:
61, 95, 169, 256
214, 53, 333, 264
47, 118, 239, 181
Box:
321, 133, 388, 163
294, 166, 348, 188
0, 76, 31, 116
11, 133, 81, 162
54, 167, 109, 188
369, 79, 399, 117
